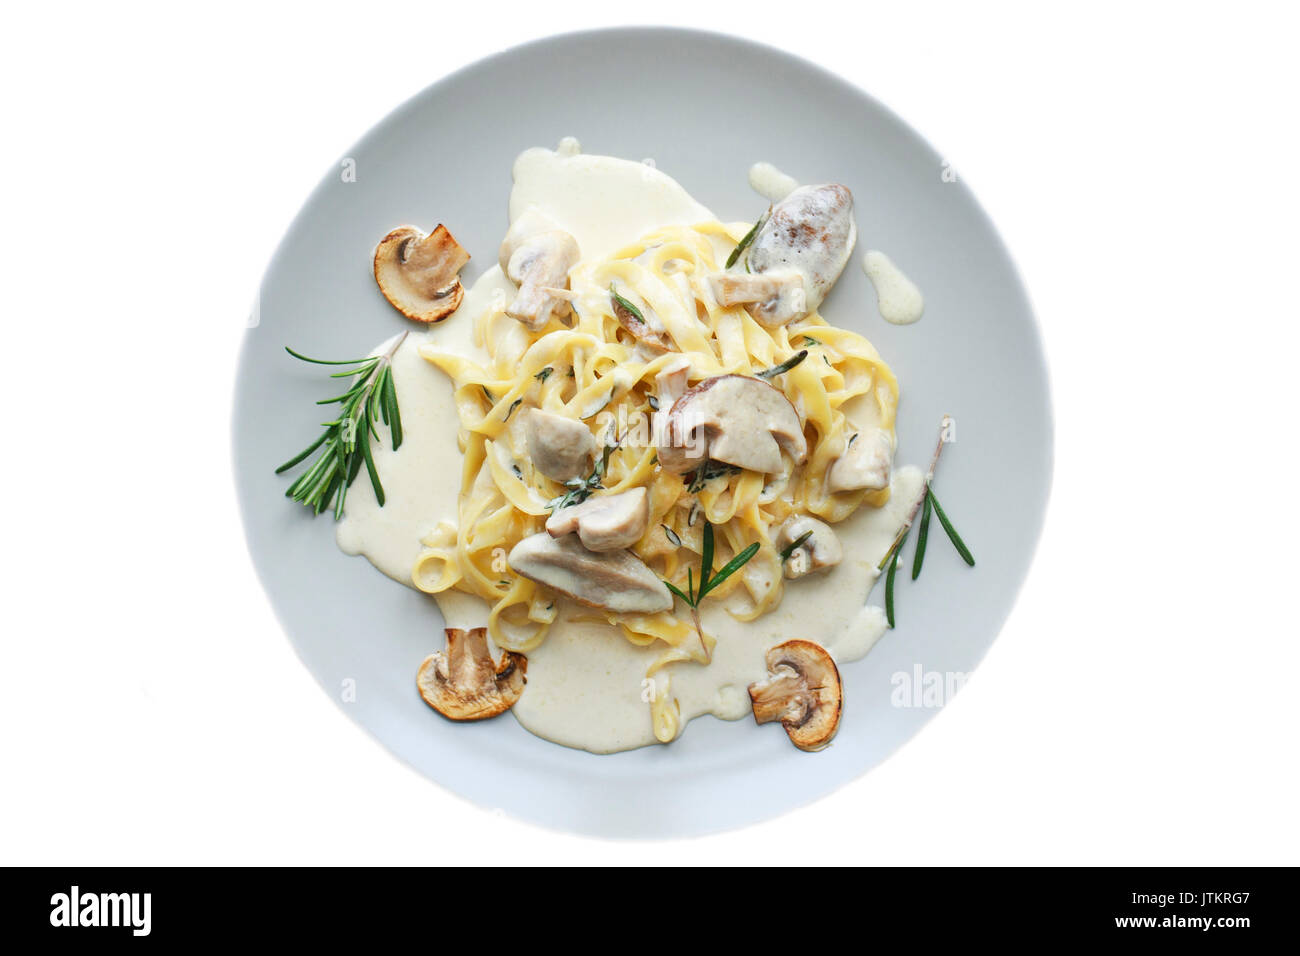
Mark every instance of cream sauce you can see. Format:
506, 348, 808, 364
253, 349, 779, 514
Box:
748, 161, 799, 203
338, 140, 919, 753
863, 249, 925, 325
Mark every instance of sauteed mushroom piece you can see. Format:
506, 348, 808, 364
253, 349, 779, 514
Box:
417, 627, 526, 721
656, 374, 807, 475
524, 408, 597, 483
826, 427, 893, 494
748, 640, 842, 751
499, 214, 580, 331
546, 488, 649, 552
373, 223, 470, 323
775, 515, 843, 579
508, 532, 672, 614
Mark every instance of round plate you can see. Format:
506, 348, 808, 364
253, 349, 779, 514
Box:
233, 27, 1052, 837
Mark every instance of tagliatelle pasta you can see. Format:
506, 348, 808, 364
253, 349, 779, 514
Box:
413, 221, 898, 682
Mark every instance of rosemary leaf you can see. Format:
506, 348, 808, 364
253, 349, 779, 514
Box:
361, 418, 384, 506
665, 580, 692, 605
699, 542, 759, 599
911, 493, 932, 580
885, 531, 907, 628
779, 530, 813, 563
284, 346, 372, 366
725, 210, 768, 269
700, 521, 715, 593
384, 373, 402, 449
756, 350, 808, 380
275, 432, 329, 474
610, 285, 646, 324
928, 489, 974, 566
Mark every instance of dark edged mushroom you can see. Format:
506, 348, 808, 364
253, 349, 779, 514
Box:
748, 640, 842, 751
373, 224, 469, 323
416, 626, 526, 721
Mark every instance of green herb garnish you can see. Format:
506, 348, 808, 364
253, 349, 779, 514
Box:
725, 209, 769, 269
663, 522, 761, 658
276, 332, 407, 520
756, 349, 808, 381
874, 416, 975, 627
778, 530, 814, 563
610, 284, 645, 324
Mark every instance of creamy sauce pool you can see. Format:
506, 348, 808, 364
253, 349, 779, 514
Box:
748, 161, 799, 202
337, 141, 917, 753
863, 250, 924, 325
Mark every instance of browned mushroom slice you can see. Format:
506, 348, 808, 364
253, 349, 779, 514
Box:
499, 217, 580, 331
611, 289, 675, 351
545, 487, 649, 552
748, 640, 842, 751
709, 271, 806, 327
508, 532, 672, 614
417, 626, 526, 721
373, 224, 470, 323
657, 374, 808, 475
746, 184, 856, 318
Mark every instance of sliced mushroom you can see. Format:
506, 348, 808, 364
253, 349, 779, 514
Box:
748, 640, 842, 751
373, 224, 469, 323
546, 487, 649, 552
499, 216, 580, 331
651, 356, 692, 448
709, 270, 806, 327
417, 626, 526, 721
611, 288, 674, 351
726, 185, 856, 327
508, 532, 672, 614
826, 427, 893, 494
776, 514, 843, 579
524, 408, 597, 482
657, 375, 808, 475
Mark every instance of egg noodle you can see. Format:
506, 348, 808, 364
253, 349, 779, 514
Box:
412, 221, 897, 732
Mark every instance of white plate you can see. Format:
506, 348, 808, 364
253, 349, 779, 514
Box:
233, 27, 1052, 837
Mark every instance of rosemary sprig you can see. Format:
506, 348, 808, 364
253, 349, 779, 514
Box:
276, 332, 407, 520
928, 489, 975, 566
725, 209, 770, 269
875, 415, 975, 627
756, 349, 808, 380
663, 522, 760, 658
911, 493, 932, 580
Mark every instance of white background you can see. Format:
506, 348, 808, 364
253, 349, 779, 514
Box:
3, 1, 1297, 865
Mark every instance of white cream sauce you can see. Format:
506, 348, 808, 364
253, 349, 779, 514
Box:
863, 249, 925, 325
748, 161, 799, 203
337, 140, 920, 753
